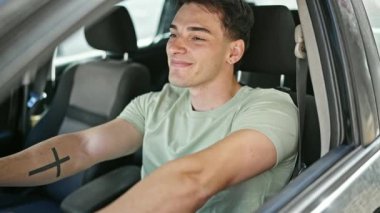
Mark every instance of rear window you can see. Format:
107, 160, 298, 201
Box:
56, 0, 165, 59
248, 0, 297, 10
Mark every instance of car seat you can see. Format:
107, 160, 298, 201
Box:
240, 5, 321, 168
2, 6, 150, 212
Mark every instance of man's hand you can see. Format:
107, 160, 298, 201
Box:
99, 129, 276, 212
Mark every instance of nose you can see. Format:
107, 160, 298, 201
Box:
167, 36, 187, 55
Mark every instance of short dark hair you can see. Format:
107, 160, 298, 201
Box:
177, 0, 254, 51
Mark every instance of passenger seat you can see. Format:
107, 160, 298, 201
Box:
2, 6, 150, 212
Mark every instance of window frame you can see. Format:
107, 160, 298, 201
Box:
260, 0, 380, 211
352, 0, 380, 138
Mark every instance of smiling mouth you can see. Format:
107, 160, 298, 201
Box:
169, 60, 193, 69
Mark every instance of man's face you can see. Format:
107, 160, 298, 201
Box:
166, 3, 233, 88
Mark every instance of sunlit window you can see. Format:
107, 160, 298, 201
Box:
56, 0, 165, 59
248, 0, 297, 10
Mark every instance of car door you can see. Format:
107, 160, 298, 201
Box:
259, 0, 380, 212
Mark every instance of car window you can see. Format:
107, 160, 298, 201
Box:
118, 0, 165, 47
56, 0, 165, 59
362, 0, 380, 55
248, 0, 297, 10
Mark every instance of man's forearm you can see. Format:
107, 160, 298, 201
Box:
0, 133, 92, 187
100, 130, 276, 212
99, 158, 208, 213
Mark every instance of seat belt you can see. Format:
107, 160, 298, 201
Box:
293, 25, 308, 177
27, 59, 52, 112
20, 58, 52, 137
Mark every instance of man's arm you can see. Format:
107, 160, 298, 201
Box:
100, 129, 276, 212
0, 118, 142, 187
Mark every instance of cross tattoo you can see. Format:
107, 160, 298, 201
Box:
29, 147, 70, 177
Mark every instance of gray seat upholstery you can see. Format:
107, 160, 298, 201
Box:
26, 6, 150, 146
240, 5, 320, 167
240, 5, 296, 91
2, 6, 150, 211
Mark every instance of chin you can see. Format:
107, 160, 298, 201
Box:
168, 76, 189, 88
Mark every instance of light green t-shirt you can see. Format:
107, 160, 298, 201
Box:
119, 83, 298, 212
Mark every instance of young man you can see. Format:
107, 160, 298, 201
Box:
0, 0, 298, 212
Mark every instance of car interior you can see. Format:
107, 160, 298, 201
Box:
0, 0, 322, 212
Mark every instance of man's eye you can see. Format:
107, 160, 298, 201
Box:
169, 33, 177, 38
192, 36, 205, 41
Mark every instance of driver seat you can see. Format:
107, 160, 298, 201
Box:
240, 5, 321, 168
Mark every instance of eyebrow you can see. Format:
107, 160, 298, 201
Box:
170, 24, 212, 34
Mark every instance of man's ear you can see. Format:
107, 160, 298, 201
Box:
226, 39, 245, 65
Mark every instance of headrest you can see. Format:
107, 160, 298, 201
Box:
240, 5, 296, 75
85, 6, 137, 54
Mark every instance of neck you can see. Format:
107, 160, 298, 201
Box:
189, 77, 241, 112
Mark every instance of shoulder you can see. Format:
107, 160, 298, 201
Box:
239, 87, 296, 111
118, 84, 187, 132
146, 83, 187, 104
131, 83, 188, 117
136, 83, 186, 104
231, 87, 298, 134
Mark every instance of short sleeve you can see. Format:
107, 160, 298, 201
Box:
118, 93, 153, 134
231, 90, 298, 164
